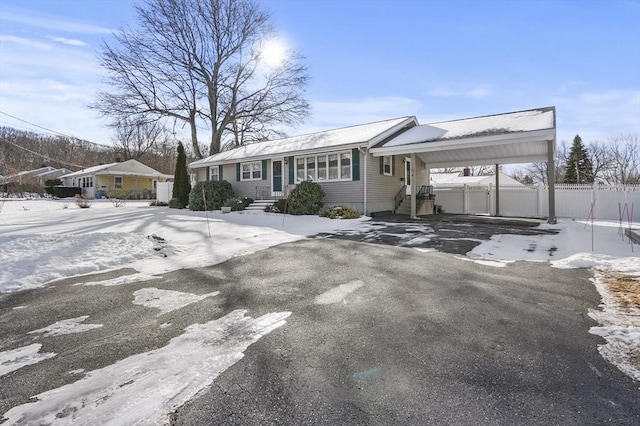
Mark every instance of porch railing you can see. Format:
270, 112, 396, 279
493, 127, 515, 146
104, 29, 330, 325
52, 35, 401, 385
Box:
417, 185, 435, 200
255, 185, 285, 200
393, 185, 407, 211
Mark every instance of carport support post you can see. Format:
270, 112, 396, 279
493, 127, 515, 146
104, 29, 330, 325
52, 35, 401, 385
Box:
494, 164, 500, 216
547, 138, 557, 224
410, 153, 417, 218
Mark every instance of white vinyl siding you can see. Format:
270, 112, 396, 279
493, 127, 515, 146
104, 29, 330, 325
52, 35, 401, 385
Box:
367, 154, 404, 213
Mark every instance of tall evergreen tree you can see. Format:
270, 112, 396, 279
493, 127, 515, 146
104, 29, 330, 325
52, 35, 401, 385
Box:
171, 142, 191, 208
563, 135, 594, 184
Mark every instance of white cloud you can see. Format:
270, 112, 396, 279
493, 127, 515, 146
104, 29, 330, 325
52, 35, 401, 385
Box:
0, 26, 112, 143
48, 36, 88, 47
0, 35, 51, 49
0, 5, 112, 35
305, 96, 423, 131
428, 85, 493, 98
551, 89, 640, 143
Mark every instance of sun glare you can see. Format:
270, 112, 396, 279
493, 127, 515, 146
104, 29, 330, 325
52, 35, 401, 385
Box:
259, 38, 288, 68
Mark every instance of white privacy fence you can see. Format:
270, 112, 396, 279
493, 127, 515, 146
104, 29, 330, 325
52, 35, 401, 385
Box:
156, 181, 174, 203
433, 184, 640, 221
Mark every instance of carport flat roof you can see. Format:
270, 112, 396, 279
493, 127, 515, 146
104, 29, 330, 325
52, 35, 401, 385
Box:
370, 106, 555, 167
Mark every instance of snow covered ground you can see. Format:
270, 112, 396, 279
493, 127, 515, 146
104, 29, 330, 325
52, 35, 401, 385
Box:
0, 199, 638, 424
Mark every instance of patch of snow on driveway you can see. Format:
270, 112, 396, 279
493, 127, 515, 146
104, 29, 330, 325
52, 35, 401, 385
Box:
315, 280, 365, 305
0, 344, 56, 377
132, 287, 220, 314
28, 316, 103, 337
1, 310, 291, 425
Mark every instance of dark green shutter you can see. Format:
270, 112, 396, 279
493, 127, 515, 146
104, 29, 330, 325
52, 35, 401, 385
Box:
391, 155, 395, 176
352, 148, 360, 181
379, 157, 384, 175
219, 165, 223, 181
288, 156, 294, 183
236, 163, 240, 181
262, 160, 268, 180
206, 167, 210, 181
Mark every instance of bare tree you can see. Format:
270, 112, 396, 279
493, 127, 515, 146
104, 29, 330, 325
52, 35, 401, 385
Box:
601, 134, 640, 185
526, 140, 568, 184
92, 0, 310, 159
113, 119, 168, 160
587, 140, 614, 183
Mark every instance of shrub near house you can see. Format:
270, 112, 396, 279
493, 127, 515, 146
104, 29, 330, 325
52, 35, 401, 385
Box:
189, 180, 235, 211
288, 181, 325, 215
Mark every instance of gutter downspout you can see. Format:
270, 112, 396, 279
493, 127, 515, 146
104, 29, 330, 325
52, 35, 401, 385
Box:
359, 147, 367, 215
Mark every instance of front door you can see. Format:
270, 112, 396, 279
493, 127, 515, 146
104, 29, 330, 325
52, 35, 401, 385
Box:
405, 158, 412, 195
272, 159, 283, 195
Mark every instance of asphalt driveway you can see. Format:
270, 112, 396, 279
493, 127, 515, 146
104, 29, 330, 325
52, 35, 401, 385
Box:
317, 213, 560, 255
1, 237, 638, 425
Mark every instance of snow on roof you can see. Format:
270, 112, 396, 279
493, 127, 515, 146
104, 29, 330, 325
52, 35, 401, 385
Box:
383, 107, 555, 148
14, 166, 57, 177
190, 117, 413, 167
59, 160, 169, 179
60, 163, 119, 178
430, 172, 523, 186
429, 173, 460, 183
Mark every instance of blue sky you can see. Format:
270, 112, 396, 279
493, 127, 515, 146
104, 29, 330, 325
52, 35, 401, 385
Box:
0, 0, 638, 148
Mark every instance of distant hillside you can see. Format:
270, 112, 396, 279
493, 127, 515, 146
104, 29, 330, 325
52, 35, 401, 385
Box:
0, 127, 176, 175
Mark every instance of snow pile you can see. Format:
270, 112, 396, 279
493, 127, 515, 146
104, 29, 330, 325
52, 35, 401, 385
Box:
587, 272, 640, 382
470, 219, 639, 267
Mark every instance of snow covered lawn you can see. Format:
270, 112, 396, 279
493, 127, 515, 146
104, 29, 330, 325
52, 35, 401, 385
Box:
0, 199, 367, 293
0, 199, 639, 424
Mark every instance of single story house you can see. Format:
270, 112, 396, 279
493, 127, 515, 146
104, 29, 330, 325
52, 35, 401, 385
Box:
59, 159, 173, 199
5, 166, 73, 185
430, 172, 523, 187
189, 107, 558, 222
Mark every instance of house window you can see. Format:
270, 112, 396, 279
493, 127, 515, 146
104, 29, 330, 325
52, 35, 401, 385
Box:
317, 156, 327, 180
210, 166, 219, 181
383, 156, 392, 176
115, 176, 123, 189
296, 158, 305, 181
295, 151, 351, 182
80, 177, 93, 188
340, 153, 351, 179
306, 157, 316, 181
328, 154, 339, 180
241, 161, 262, 181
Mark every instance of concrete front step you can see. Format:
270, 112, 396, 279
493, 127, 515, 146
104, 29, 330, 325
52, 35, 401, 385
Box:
246, 200, 277, 211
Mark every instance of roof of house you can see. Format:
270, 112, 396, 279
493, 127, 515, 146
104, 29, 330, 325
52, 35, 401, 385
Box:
59, 159, 172, 179
430, 172, 523, 186
14, 166, 58, 177
381, 107, 555, 148
189, 116, 416, 168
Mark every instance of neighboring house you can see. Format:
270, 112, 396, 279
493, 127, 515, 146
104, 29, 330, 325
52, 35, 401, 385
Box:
59, 159, 173, 199
430, 172, 524, 187
189, 107, 558, 222
5, 166, 73, 185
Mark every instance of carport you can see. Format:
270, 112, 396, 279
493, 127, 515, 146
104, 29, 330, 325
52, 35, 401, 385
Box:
369, 107, 557, 224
